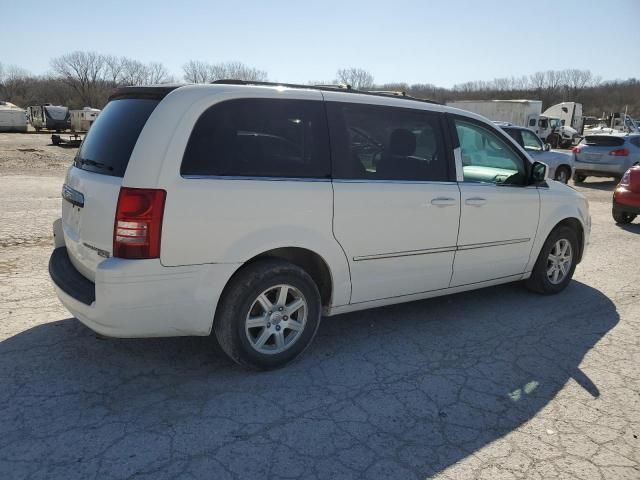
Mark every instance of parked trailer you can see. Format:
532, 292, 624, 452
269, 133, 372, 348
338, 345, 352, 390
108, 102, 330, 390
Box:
446, 99, 542, 130
0, 101, 28, 132
27, 104, 71, 132
70, 107, 101, 132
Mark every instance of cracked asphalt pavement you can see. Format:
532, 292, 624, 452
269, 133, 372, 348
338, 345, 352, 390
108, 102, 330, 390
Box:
0, 133, 638, 479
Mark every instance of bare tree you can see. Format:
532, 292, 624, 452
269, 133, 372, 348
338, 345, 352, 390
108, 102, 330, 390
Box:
51, 51, 107, 106
183, 60, 211, 83
183, 60, 267, 83
210, 61, 267, 81
119, 58, 147, 85
336, 68, 374, 90
0, 65, 32, 105
104, 55, 125, 85
146, 62, 172, 84
562, 69, 601, 98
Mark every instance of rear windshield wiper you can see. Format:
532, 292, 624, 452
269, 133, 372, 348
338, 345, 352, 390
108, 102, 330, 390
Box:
76, 158, 114, 171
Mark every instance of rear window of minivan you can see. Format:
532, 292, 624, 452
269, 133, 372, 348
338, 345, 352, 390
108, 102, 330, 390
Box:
74, 98, 159, 177
583, 136, 625, 147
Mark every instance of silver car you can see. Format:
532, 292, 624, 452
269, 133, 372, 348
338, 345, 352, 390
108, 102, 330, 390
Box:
502, 126, 574, 183
573, 134, 640, 182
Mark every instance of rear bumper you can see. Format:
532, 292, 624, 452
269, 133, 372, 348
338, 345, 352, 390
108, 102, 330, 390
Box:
49, 246, 240, 338
574, 162, 628, 177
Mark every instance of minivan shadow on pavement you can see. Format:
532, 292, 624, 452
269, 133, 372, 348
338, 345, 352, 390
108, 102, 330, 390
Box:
0, 281, 618, 480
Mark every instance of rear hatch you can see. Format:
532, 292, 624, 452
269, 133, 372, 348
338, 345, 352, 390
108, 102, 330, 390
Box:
576, 135, 626, 164
62, 92, 166, 281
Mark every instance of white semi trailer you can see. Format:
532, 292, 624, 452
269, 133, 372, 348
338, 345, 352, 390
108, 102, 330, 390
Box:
446, 99, 541, 130
447, 99, 581, 148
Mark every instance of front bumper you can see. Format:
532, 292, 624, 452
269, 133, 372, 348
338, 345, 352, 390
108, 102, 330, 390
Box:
613, 200, 640, 215
49, 245, 240, 338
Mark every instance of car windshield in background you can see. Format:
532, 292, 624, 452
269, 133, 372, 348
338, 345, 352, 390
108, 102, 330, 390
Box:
75, 98, 159, 177
583, 136, 625, 147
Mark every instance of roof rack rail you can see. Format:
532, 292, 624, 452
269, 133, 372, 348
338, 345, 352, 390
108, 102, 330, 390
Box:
367, 90, 407, 97
209, 79, 441, 105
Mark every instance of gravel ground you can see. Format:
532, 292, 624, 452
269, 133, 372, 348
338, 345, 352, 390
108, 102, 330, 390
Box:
0, 133, 638, 480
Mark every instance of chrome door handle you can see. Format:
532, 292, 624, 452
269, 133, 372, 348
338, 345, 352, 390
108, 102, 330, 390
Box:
430, 197, 457, 207
465, 197, 487, 206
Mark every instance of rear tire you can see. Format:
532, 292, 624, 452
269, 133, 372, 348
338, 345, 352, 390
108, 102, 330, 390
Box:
214, 259, 322, 370
612, 210, 636, 224
574, 173, 586, 183
525, 226, 578, 295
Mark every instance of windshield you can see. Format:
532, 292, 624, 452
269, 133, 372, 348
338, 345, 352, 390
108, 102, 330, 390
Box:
75, 98, 159, 177
549, 118, 561, 129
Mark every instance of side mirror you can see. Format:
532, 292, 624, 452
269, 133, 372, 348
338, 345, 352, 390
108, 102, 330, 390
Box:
531, 161, 548, 184
544, 143, 551, 151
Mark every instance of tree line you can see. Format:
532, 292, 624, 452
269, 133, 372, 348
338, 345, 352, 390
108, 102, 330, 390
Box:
1, 51, 638, 117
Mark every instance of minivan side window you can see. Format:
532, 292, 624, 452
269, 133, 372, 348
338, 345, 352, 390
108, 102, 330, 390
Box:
454, 119, 527, 185
181, 99, 330, 179
327, 102, 451, 182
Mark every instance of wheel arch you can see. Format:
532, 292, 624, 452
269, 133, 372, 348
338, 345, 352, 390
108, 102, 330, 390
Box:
552, 217, 584, 263
217, 247, 335, 314
527, 206, 588, 275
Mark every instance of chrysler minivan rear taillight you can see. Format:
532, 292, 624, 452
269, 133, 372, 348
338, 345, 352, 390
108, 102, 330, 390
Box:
113, 188, 166, 259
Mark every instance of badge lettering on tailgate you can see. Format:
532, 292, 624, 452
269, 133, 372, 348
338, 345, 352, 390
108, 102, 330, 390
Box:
62, 184, 85, 208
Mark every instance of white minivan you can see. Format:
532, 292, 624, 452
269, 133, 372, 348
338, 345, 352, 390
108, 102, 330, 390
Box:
50, 81, 590, 369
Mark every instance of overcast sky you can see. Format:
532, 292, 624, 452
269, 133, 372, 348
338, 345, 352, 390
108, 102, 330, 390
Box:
3, 0, 639, 87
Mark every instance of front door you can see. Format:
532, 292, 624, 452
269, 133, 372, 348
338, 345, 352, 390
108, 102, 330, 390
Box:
326, 97, 460, 304
451, 117, 540, 286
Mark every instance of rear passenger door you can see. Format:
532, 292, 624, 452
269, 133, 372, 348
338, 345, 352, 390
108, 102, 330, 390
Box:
326, 96, 460, 304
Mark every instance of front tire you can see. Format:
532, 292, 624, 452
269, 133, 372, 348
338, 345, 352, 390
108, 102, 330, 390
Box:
525, 226, 578, 294
214, 259, 322, 370
613, 210, 636, 224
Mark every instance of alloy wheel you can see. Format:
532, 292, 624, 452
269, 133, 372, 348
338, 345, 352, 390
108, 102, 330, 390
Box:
244, 284, 308, 355
546, 239, 573, 284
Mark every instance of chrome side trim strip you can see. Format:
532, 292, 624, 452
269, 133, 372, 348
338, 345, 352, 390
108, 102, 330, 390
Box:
353, 238, 531, 262
457, 238, 531, 251
354, 246, 457, 261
